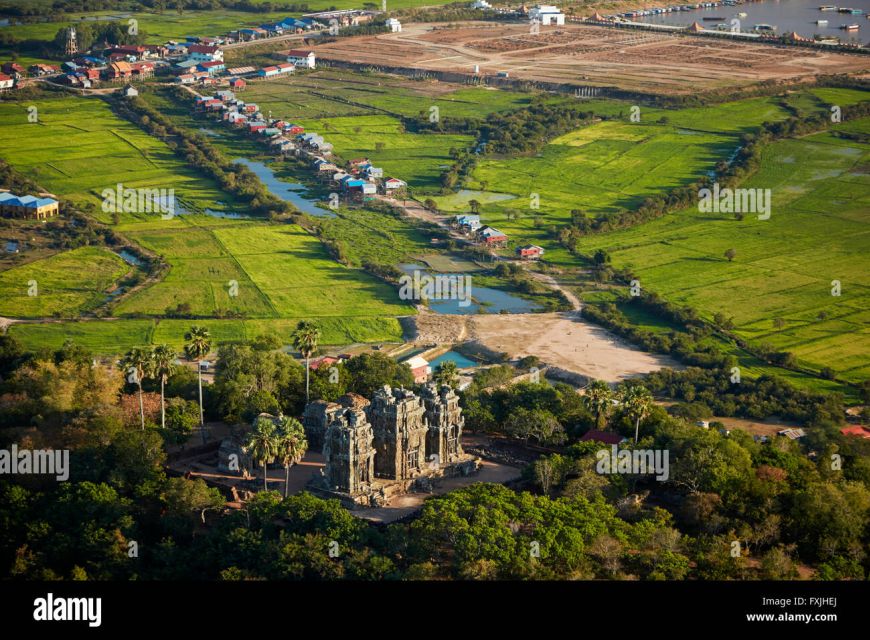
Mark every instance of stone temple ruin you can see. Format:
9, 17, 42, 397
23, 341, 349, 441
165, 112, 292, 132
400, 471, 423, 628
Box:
307, 383, 479, 507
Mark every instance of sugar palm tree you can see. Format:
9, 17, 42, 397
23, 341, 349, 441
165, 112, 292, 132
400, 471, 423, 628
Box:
184, 325, 211, 443
151, 344, 177, 430
619, 384, 654, 444
276, 416, 308, 498
243, 416, 280, 492
584, 379, 613, 430
291, 321, 320, 405
121, 347, 153, 430
433, 360, 459, 388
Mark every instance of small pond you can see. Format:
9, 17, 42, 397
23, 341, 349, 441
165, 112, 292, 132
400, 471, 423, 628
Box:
429, 350, 479, 370
399, 264, 540, 315
116, 249, 143, 267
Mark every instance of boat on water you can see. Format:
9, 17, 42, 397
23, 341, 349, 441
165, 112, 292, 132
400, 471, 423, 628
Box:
702, 16, 725, 21
838, 7, 863, 14
754, 23, 777, 32
816, 19, 829, 25
841, 23, 860, 30
819, 5, 838, 11
737, 12, 747, 18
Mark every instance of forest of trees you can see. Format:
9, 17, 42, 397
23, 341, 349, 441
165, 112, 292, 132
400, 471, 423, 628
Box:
0, 331, 867, 580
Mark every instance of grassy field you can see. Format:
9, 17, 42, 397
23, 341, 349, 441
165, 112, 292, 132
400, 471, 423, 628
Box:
236, 70, 540, 191
0, 96, 242, 222
432, 96, 804, 265
422, 89, 869, 389
316, 205, 435, 268
0, 3, 451, 46
0, 93, 413, 352
581, 121, 870, 383
0, 246, 129, 317
240, 71, 536, 120
150, 72, 469, 192
297, 114, 472, 190
8, 316, 405, 355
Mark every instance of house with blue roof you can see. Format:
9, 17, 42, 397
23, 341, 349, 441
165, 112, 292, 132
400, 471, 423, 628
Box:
0, 191, 59, 219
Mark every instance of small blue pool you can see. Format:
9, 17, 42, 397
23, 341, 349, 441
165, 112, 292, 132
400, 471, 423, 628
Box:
429, 350, 478, 370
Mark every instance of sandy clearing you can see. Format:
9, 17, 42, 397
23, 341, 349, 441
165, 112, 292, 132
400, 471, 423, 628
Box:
411, 310, 678, 383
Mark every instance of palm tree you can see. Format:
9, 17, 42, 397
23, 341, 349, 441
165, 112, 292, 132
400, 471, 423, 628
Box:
121, 347, 153, 430
584, 380, 613, 430
619, 384, 654, 444
433, 360, 459, 388
243, 416, 280, 492
291, 321, 320, 405
184, 325, 212, 443
276, 416, 308, 498
151, 344, 177, 430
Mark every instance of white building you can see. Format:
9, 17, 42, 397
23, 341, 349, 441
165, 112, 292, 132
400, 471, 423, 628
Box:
286, 49, 316, 69
529, 5, 565, 26
188, 46, 224, 63
386, 18, 402, 33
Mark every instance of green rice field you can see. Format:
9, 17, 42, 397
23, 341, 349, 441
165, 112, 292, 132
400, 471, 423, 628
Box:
581, 119, 870, 383
0, 246, 128, 317
0, 94, 413, 352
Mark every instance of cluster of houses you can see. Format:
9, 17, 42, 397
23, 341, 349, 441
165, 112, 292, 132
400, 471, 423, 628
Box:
452, 213, 544, 257
174, 49, 315, 88
192, 89, 407, 202
0, 190, 59, 219
0, 11, 327, 92
0, 7, 402, 93
1, 46, 158, 89
0, 62, 61, 90
453, 214, 509, 249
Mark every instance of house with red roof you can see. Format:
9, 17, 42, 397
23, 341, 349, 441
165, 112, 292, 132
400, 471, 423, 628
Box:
285, 49, 315, 69
840, 425, 870, 439
517, 244, 544, 260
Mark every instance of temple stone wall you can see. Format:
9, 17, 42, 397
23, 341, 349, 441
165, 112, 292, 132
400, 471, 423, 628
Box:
322, 407, 376, 496
303, 392, 371, 450
310, 384, 476, 508
368, 386, 428, 481
421, 382, 465, 465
